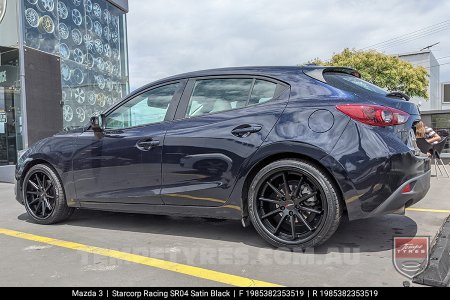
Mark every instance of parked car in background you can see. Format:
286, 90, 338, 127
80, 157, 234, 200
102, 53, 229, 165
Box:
15, 66, 431, 249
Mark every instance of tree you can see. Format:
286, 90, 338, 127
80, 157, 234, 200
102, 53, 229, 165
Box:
308, 48, 429, 99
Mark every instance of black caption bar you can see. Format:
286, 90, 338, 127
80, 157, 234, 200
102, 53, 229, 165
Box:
2, 287, 446, 299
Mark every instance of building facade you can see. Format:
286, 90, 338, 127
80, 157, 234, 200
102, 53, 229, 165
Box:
0, 0, 130, 181
399, 50, 450, 157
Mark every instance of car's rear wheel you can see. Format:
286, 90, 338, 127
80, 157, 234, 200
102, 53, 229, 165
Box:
248, 159, 342, 249
23, 164, 74, 225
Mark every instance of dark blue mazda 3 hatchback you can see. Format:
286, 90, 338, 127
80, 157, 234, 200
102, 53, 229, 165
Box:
15, 66, 431, 249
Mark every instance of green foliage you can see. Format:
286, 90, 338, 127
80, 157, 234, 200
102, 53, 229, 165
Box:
308, 48, 429, 99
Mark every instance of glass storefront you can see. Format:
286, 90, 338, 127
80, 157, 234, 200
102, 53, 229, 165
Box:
0, 48, 22, 166
431, 113, 450, 155
22, 0, 129, 129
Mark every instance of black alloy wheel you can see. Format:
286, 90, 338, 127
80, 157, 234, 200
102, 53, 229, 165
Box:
248, 159, 342, 249
23, 164, 74, 224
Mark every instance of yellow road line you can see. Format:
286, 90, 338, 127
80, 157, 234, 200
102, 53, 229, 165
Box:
406, 208, 450, 214
0, 228, 282, 287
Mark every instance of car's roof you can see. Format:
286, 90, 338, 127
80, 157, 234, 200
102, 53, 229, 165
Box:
132, 66, 326, 94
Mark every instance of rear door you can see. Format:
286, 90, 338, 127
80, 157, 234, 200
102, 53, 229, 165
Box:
161, 76, 290, 206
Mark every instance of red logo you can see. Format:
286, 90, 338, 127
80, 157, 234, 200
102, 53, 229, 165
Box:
393, 237, 429, 279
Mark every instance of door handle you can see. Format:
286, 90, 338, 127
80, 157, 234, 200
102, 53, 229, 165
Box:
136, 139, 160, 151
231, 124, 262, 137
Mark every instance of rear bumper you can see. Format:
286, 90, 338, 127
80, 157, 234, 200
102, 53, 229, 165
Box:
368, 170, 431, 217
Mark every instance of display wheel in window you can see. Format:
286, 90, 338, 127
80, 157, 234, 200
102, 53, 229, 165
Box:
87, 92, 96, 105
97, 94, 106, 107
25, 8, 40, 28
106, 96, 113, 107
111, 31, 119, 44
37, 0, 55, 13
95, 57, 104, 71
93, 3, 101, 19
103, 26, 111, 41
73, 69, 84, 85
38, 15, 55, 34
57, 1, 68, 19
106, 80, 113, 92
85, 108, 94, 119
72, 0, 81, 6
27, 0, 38, 5
93, 21, 102, 37
103, 44, 111, 58
59, 43, 70, 60
63, 105, 74, 122
74, 88, 85, 104
95, 75, 106, 90
85, 53, 95, 69
85, 0, 92, 13
76, 107, 86, 123
85, 15, 93, 31
25, 31, 41, 48
104, 61, 112, 75
71, 28, 83, 45
103, 9, 111, 24
61, 64, 71, 82
58, 22, 69, 39
72, 9, 83, 26
94, 39, 103, 54
84, 33, 94, 51
73, 48, 84, 64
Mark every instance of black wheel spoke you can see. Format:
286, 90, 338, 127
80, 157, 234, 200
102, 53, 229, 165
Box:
294, 191, 318, 205
273, 214, 288, 235
259, 197, 280, 204
28, 198, 39, 206
290, 215, 296, 239
298, 206, 323, 214
294, 211, 313, 231
261, 208, 281, 220
28, 180, 39, 190
40, 201, 46, 216
292, 176, 303, 198
43, 199, 53, 211
35, 174, 43, 189
266, 182, 284, 198
25, 171, 57, 219
281, 172, 291, 200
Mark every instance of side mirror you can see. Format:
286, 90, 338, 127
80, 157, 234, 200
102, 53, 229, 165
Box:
90, 114, 106, 132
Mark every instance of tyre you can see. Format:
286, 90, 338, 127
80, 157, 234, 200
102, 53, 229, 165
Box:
248, 159, 342, 249
22, 164, 74, 225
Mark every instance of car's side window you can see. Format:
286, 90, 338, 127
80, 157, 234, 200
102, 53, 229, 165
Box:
186, 78, 253, 118
248, 80, 278, 106
105, 83, 180, 129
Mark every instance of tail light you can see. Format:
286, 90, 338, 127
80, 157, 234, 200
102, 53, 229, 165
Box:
336, 104, 409, 126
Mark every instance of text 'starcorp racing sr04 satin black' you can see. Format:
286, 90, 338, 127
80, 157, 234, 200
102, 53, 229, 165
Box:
15, 66, 431, 249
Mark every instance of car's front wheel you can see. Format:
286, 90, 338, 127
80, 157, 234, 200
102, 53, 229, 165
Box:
23, 164, 74, 225
248, 159, 342, 249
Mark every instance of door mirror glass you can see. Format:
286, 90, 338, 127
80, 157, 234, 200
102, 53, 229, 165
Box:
90, 114, 105, 132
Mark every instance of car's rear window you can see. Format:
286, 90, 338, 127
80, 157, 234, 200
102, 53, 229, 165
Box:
323, 72, 387, 96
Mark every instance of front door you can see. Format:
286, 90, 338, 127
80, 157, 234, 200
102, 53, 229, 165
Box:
73, 82, 183, 204
161, 77, 289, 206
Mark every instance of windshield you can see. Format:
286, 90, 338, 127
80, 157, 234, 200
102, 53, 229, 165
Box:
323, 72, 387, 95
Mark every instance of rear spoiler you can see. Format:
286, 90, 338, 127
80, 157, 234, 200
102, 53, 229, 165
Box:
303, 66, 361, 83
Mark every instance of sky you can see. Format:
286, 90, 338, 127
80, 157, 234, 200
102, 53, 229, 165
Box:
127, 0, 450, 91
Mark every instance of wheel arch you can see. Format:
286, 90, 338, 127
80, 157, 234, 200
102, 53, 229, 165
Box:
239, 143, 346, 218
